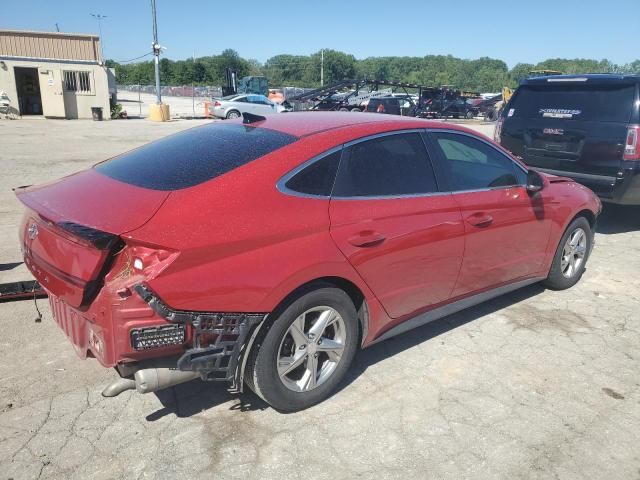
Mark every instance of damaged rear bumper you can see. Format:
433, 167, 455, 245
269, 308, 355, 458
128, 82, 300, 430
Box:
133, 284, 266, 386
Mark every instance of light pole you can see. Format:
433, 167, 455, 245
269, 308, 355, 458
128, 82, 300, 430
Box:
150, 0, 162, 104
321, 49, 324, 87
90, 13, 107, 62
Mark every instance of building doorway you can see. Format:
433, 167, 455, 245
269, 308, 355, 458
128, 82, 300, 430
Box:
14, 67, 43, 115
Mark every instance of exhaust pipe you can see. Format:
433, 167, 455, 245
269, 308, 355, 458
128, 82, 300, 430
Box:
102, 368, 200, 397
134, 368, 200, 394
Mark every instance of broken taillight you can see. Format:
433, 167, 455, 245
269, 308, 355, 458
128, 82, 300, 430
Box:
109, 242, 179, 284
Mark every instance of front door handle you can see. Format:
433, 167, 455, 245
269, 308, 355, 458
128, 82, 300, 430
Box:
466, 213, 493, 228
348, 231, 386, 248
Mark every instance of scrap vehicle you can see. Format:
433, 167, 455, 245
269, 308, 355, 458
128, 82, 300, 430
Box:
288, 79, 429, 113
365, 96, 417, 116
16, 111, 600, 412
415, 86, 479, 119
209, 93, 288, 119
476, 93, 504, 121
497, 73, 640, 205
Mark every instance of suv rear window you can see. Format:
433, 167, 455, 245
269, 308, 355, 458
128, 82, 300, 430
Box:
95, 124, 297, 190
510, 84, 635, 123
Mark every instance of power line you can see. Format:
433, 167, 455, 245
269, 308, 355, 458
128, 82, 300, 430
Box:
115, 51, 154, 64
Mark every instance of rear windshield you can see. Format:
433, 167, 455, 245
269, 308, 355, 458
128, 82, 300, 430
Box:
95, 123, 297, 190
510, 83, 636, 122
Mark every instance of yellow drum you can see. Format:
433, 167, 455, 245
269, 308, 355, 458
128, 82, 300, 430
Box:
149, 103, 170, 122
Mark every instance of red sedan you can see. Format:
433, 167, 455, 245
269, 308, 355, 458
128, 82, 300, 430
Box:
17, 112, 600, 411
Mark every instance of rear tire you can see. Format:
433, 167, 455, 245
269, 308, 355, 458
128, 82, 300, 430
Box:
465, 110, 475, 119
245, 286, 358, 412
543, 216, 593, 290
226, 110, 241, 119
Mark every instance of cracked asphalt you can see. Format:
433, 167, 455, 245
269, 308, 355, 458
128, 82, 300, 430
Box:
1, 118, 639, 480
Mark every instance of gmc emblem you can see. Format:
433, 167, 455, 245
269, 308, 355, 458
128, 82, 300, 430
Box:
543, 128, 564, 135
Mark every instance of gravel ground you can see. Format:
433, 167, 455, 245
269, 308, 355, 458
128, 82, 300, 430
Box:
0, 117, 639, 480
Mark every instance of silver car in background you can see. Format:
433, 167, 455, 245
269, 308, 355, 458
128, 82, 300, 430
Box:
209, 94, 288, 119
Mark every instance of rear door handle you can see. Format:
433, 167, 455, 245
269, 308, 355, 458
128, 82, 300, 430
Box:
466, 213, 493, 228
348, 231, 386, 248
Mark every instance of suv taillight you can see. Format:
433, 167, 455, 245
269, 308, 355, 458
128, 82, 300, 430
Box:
623, 125, 640, 160
494, 116, 504, 143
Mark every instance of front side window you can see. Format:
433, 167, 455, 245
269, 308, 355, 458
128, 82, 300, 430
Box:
431, 132, 526, 191
333, 133, 438, 197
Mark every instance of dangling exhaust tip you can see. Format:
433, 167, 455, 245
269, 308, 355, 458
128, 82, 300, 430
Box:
134, 368, 200, 394
101, 368, 200, 397
102, 377, 136, 397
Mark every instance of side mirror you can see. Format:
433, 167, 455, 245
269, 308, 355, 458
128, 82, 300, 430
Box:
526, 170, 544, 194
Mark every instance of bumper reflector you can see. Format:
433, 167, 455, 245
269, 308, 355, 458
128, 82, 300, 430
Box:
130, 324, 186, 350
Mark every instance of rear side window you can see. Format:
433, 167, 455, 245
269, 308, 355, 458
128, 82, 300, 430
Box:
284, 150, 341, 196
95, 124, 297, 190
510, 84, 635, 122
432, 132, 526, 190
333, 133, 438, 197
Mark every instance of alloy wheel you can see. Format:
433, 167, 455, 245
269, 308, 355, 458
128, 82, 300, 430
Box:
561, 227, 587, 278
277, 306, 346, 392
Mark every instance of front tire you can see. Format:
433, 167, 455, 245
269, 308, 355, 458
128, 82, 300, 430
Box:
245, 286, 358, 412
544, 216, 593, 290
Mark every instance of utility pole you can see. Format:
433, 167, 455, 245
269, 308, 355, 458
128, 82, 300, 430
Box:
150, 0, 162, 104
192, 51, 196, 118
321, 49, 324, 87
90, 14, 107, 62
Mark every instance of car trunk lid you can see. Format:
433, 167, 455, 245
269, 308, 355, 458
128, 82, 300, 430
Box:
16, 169, 169, 308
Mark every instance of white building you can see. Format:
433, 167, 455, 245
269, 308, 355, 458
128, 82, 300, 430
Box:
0, 29, 111, 119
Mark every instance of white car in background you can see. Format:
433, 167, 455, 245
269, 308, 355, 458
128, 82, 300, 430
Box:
209, 94, 288, 119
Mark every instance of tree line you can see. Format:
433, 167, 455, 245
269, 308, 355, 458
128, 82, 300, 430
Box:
107, 49, 640, 92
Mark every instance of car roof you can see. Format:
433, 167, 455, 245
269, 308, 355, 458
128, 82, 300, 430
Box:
523, 73, 640, 85
235, 111, 453, 137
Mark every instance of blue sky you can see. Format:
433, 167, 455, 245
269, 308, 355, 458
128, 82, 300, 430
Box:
2, 0, 638, 67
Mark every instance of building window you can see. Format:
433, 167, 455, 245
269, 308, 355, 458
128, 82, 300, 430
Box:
63, 71, 93, 94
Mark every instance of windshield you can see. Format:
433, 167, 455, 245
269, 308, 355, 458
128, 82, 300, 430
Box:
95, 124, 297, 190
510, 83, 635, 122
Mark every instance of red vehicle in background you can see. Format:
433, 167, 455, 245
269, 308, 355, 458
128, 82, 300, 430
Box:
16, 112, 600, 411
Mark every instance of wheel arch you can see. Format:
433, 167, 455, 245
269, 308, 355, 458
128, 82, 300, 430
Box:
573, 208, 596, 230
267, 276, 369, 348
238, 275, 370, 392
